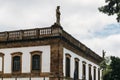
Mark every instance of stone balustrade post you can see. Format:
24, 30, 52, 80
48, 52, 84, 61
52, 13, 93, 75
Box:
5, 32, 9, 41
20, 30, 24, 40
36, 28, 39, 38
51, 23, 63, 35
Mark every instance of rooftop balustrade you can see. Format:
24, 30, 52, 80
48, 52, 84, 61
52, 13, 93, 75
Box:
0, 27, 52, 41
0, 25, 102, 62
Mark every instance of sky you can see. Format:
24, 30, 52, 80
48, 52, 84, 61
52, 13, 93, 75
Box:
0, 0, 120, 57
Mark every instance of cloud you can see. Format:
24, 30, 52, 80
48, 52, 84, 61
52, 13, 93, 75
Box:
0, 0, 56, 28
94, 24, 120, 37
81, 34, 120, 57
0, 0, 119, 57
72, 23, 120, 57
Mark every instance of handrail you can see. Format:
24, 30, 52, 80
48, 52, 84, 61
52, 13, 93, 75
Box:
0, 27, 52, 41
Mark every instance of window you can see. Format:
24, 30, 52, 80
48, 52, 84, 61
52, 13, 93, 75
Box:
11, 52, 22, 73
88, 64, 92, 80
98, 68, 100, 80
0, 53, 4, 74
13, 56, 20, 72
30, 51, 42, 73
65, 54, 71, 77
102, 69, 103, 79
32, 55, 40, 70
0, 58, 2, 71
82, 61, 86, 80
74, 58, 79, 79
94, 66, 96, 80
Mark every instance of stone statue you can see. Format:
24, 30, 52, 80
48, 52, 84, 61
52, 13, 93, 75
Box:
102, 50, 106, 59
56, 6, 61, 25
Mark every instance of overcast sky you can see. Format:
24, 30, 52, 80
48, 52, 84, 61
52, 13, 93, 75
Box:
0, 0, 120, 57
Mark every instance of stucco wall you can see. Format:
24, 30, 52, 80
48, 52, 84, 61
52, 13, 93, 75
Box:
0, 57, 2, 71
0, 78, 49, 80
63, 48, 102, 80
0, 45, 50, 73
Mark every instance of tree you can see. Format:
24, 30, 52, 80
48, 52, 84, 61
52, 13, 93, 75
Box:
98, 0, 120, 22
101, 56, 120, 80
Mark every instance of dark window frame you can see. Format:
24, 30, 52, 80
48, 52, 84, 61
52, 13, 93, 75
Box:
94, 66, 96, 80
74, 58, 79, 79
65, 54, 71, 78
0, 52, 4, 74
11, 52, 22, 74
30, 51, 42, 73
32, 55, 40, 70
12, 56, 21, 72
98, 68, 100, 80
88, 64, 92, 80
82, 61, 86, 80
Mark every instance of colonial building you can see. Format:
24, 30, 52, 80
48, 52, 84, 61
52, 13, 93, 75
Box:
0, 7, 103, 80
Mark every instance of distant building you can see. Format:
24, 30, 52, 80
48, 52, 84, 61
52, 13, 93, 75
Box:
0, 7, 103, 80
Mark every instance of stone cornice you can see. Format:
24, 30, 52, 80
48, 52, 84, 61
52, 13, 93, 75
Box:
0, 24, 103, 64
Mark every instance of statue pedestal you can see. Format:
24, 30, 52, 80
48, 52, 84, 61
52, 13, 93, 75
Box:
51, 23, 63, 34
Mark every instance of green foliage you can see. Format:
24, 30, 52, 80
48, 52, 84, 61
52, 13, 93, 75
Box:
99, 0, 120, 22
102, 56, 120, 80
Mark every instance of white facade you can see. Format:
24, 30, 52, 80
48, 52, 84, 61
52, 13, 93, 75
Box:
0, 57, 2, 71
0, 45, 102, 80
0, 78, 49, 80
63, 48, 102, 80
0, 45, 50, 74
